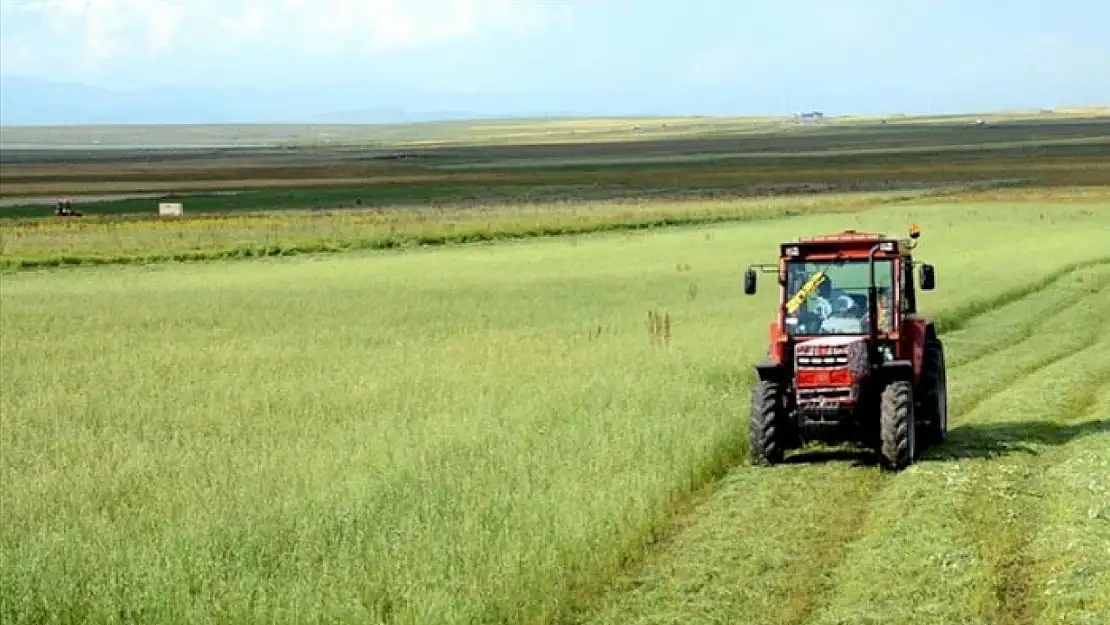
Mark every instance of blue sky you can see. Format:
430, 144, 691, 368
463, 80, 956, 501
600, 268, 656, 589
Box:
1, 0, 1108, 122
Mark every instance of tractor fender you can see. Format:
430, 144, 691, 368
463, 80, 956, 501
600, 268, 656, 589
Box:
880, 359, 915, 383
924, 322, 938, 342
754, 361, 789, 384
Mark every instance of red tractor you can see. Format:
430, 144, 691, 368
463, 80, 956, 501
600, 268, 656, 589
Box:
742, 225, 946, 470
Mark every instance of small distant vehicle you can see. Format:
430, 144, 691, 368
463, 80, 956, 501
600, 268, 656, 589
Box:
54, 198, 82, 217
742, 225, 946, 470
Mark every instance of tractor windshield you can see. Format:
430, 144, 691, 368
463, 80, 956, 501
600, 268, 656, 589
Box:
783, 259, 896, 336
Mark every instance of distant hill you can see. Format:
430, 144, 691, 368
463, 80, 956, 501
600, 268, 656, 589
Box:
0, 75, 586, 125
0, 76, 282, 124
6, 74, 1104, 128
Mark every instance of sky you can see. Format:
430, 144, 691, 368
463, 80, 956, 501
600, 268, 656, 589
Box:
1, 0, 1108, 123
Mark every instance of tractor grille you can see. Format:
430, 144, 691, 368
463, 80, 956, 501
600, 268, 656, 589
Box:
793, 341, 868, 409
796, 353, 849, 367
795, 343, 852, 368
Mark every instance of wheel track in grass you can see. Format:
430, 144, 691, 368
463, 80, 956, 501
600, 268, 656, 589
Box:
570, 259, 1110, 625
794, 338, 1110, 625
744, 264, 1106, 623
794, 273, 1110, 625
1018, 386, 1110, 625
948, 330, 1104, 422
954, 350, 1110, 625
929, 256, 1110, 337
994, 404, 1105, 621
936, 263, 1110, 441
944, 270, 1109, 371
786, 271, 1110, 625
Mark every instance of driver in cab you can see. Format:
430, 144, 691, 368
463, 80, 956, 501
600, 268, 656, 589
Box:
787, 271, 864, 334
786, 269, 833, 333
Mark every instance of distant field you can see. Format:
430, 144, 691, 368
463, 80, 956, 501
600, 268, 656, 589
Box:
2, 107, 1106, 149
2, 113, 1108, 273
2, 113, 1108, 220
0, 115, 782, 150
3, 199, 1108, 625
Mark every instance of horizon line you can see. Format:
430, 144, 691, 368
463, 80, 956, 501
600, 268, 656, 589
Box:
3, 105, 1110, 130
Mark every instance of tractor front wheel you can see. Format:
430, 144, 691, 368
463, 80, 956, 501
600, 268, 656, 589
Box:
879, 381, 916, 471
750, 380, 787, 466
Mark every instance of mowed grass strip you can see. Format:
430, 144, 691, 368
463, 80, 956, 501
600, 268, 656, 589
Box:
570, 216, 1110, 625
798, 268, 1110, 625
2, 202, 1109, 625
1023, 386, 1110, 625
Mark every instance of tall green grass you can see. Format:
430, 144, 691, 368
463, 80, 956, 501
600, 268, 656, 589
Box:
2, 201, 1109, 625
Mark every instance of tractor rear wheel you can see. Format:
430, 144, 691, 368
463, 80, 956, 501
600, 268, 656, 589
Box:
918, 339, 948, 447
750, 380, 787, 465
879, 381, 915, 471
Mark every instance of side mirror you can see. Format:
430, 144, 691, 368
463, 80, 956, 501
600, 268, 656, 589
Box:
920, 264, 935, 291
743, 268, 757, 295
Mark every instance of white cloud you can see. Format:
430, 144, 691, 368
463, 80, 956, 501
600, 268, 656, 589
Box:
0, 0, 570, 73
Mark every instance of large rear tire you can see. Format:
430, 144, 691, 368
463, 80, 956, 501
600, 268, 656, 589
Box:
750, 380, 787, 466
880, 381, 915, 471
918, 339, 948, 448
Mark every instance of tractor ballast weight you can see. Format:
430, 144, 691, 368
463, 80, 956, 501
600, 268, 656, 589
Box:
742, 224, 946, 471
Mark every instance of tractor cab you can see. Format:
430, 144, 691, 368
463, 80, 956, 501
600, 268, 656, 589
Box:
740, 225, 946, 471
744, 226, 935, 358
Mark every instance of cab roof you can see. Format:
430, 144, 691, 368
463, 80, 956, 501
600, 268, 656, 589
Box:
791, 230, 894, 244
781, 230, 909, 259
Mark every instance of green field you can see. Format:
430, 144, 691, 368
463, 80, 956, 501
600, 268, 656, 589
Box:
2, 114, 1110, 624
4, 199, 1110, 624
